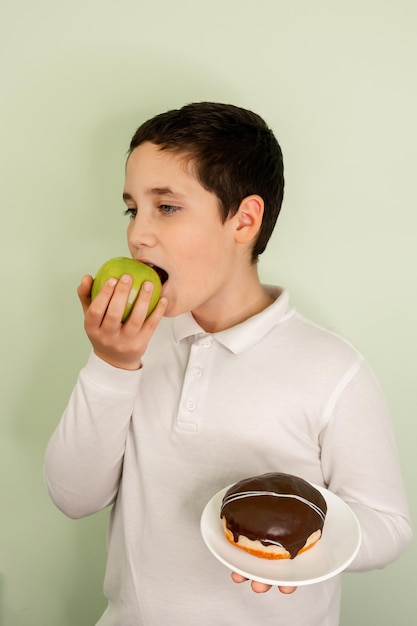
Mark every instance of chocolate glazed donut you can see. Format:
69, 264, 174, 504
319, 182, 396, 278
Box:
220, 473, 327, 559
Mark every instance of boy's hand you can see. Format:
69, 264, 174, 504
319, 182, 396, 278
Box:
231, 572, 297, 594
78, 273, 167, 370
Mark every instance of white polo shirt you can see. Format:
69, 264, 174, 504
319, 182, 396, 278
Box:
45, 287, 412, 626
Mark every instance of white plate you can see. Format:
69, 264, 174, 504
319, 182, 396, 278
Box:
200, 484, 361, 586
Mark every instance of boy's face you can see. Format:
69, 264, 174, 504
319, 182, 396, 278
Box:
123, 141, 244, 320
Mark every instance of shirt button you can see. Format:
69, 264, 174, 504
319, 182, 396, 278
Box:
186, 400, 196, 411
202, 338, 212, 348
192, 367, 202, 378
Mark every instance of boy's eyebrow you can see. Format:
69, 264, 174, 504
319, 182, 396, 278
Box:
123, 187, 187, 201
149, 186, 178, 196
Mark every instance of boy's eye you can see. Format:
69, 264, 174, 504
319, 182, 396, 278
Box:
123, 204, 180, 219
123, 207, 137, 219
159, 204, 181, 215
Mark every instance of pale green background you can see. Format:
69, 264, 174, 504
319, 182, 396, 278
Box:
1, 1, 415, 624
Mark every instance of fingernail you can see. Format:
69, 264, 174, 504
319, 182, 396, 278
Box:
108, 278, 117, 287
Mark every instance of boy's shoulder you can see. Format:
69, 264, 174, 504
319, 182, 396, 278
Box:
272, 305, 366, 385
147, 288, 363, 367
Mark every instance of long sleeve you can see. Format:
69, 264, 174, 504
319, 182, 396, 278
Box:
44, 352, 141, 519
319, 358, 412, 571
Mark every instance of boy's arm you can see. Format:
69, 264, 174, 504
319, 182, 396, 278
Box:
44, 273, 167, 518
320, 359, 412, 571
232, 358, 412, 594
44, 352, 140, 518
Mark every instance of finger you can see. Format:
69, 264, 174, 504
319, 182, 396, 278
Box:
231, 572, 248, 584
141, 295, 168, 330
125, 280, 158, 326
99, 274, 136, 327
278, 586, 297, 594
251, 580, 272, 594
77, 275, 94, 314
85, 277, 119, 327
231, 573, 272, 593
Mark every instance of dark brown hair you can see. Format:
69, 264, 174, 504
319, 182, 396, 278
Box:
129, 102, 284, 262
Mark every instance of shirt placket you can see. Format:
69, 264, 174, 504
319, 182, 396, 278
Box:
176, 334, 213, 432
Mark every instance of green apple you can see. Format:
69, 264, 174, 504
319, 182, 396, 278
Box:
91, 257, 162, 322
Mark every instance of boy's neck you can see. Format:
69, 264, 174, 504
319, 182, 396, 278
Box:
191, 272, 274, 334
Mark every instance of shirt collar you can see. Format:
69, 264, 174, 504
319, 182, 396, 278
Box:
172, 286, 292, 354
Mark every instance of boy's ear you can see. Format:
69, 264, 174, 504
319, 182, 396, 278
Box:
234, 195, 264, 244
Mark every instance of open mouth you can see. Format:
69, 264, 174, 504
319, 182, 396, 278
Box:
145, 263, 169, 285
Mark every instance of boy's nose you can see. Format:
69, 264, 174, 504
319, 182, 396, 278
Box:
128, 215, 157, 248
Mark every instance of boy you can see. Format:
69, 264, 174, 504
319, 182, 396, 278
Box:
45, 102, 412, 625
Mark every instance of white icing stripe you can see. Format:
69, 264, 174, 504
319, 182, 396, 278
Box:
221, 490, 326, 522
